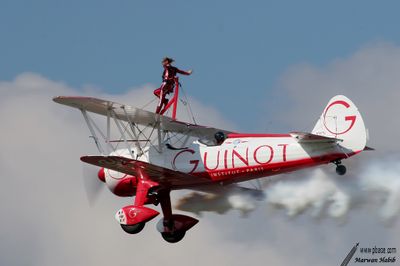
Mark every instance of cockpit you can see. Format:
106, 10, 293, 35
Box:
198, 131, 226, 146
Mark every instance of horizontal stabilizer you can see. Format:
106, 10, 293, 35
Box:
290, 131, 342, 143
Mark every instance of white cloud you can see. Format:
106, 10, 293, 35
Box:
267, 42, 400, 152
0, 73, 283, 266
260, 41, 400, 260
2, 39, 400, 266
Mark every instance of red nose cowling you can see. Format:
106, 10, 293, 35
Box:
98, 168, 106, 183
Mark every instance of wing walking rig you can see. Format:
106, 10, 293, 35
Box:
53, 80, 370, 243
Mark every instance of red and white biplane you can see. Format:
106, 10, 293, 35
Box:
54, 77, 369, 243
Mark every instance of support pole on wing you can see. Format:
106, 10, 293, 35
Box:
81, 109, 105, 155
111, 109, 135, 159
160, 77, 180, 120
122, 106, 143, 158
81, 109, 116, 154
157, 121, 162, 153
172, 78, 179, 120
182, 134, 191, 147
106, 109, 111, 154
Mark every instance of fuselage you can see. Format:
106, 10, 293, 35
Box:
150, 134, 352, 182
103, 134, 354, 195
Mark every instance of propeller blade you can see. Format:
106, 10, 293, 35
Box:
82, 163, 104, 206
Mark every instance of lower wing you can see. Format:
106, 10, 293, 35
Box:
81, 155, 211, 189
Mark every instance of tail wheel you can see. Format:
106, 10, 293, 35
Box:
161, 230, 186, 243
120, 222, 145, 234
336, 165, 347, 176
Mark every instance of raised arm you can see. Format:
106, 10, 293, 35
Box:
176, 68, 193, 75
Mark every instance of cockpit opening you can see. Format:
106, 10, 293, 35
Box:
198, 131, 226, 146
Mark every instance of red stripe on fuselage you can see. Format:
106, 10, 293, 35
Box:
194, 151, 360, 183
227, 133, 292, 138
111, 150, 362, 193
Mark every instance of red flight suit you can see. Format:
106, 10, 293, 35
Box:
154, 64, 191, 114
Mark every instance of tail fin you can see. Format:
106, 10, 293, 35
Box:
312, 95, 367, 152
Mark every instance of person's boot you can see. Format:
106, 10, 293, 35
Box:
160, 99, 169, 114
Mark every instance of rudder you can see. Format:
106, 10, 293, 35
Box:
312, 95, 367, 152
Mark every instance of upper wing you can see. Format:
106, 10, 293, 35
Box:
290, 131, 343, 143
81, 155, 212, 188
53, 96, 232, 139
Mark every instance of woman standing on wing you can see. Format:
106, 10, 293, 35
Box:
154, 57, 192, 114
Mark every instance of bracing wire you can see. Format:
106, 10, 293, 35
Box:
179, 84, 197, 125
180, 98, 192, 124
140, 97, 157, 110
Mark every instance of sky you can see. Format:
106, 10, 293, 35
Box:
1, 1, 400, 266
2, 0, 400, 130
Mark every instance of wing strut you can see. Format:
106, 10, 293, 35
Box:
110, 109, 134, 159
81, 109, 105, 155
121, 106, 144, 157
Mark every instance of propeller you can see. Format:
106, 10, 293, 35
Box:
82, 163, 105, 206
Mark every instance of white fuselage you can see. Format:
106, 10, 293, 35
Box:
102, 135, 345, 192
150, 136, 339, 177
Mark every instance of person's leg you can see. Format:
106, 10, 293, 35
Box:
159, 82, 174, 114
153, 88, 161, 97
155, 82, 167, 113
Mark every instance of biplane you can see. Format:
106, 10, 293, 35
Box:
53, 77, 368, 243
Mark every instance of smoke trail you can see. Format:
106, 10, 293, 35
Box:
266, 159, 400, 222
176, 159, 400, 223
175, 188, 262, 217
359, 160, 400, 222
266, 169, 350, 218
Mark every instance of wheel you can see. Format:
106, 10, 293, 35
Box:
120, 222, 145, 234
336, 165, 347, 176
161, 230, 186, 243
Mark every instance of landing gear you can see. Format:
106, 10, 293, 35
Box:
156, 190, 198, 243
116, 171, 198, 243
121, 222, 145, 234
336, 165, 347, 175
161, 230, 186, 243
333, 160, 347, 175
156, 215, 198, 243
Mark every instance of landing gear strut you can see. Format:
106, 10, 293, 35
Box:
333, 160, 347, 175
116, 170, 198, 243
156, 189, 198, 243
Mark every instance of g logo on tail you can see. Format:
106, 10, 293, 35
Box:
323, 100, 356, 135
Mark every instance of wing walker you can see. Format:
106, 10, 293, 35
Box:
54, 74, 371, 243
